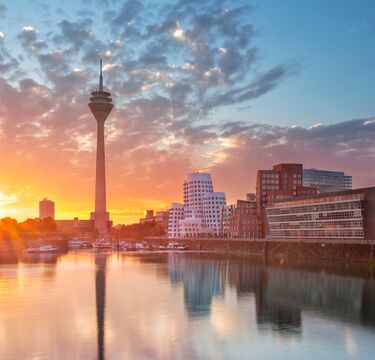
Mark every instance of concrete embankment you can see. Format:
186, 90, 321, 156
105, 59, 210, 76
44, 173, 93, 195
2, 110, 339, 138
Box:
143, 238, 375, 263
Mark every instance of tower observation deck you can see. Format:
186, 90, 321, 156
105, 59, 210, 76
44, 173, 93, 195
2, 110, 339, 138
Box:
88, 60, 114, 233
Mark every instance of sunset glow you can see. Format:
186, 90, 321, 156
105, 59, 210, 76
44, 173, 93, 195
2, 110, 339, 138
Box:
0, 0, 374, 224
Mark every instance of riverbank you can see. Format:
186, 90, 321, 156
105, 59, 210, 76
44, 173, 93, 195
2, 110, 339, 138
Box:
2, 237, 375, 263
139, 238, 375, 263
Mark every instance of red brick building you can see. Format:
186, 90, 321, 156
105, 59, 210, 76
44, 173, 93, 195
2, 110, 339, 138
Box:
256, 164, 317, 237
228, 200, 262, 239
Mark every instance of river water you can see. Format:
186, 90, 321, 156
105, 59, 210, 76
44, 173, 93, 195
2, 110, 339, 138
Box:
0, 251, 375, 359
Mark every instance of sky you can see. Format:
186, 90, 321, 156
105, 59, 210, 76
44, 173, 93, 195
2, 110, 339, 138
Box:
0, 0, 374, 224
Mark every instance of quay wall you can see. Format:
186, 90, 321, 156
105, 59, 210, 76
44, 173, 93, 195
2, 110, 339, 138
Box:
142, 238, 375, 263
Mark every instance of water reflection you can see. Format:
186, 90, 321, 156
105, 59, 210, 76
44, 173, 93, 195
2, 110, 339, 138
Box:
0, 251, 374, 359
167, 253, 375, 331
168, 254, 224, 316
95, 252, 107, 360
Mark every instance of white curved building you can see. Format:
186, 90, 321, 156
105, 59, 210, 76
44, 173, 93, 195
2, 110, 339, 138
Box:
202, 192, 226, 235
168, 203, 184, 238
168, 173, 226, 238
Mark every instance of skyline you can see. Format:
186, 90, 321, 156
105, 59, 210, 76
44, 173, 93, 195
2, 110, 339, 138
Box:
0, 0, 374, 224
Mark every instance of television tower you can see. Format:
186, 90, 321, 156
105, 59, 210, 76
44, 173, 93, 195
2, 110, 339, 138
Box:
88, 60, 114, 233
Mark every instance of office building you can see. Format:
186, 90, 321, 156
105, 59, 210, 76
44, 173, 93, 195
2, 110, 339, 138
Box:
168, 203, 184, 238
256, 164, 317, 237
228, 200, 262, 238
221, 204, 236, 237
155, 211, 169, 230
39, 198, 55, 219
140, 209, 169, 231
303, 168, 352, 193
168, 173, 227, 238
246, 193, 256, 202
55, 218, 95, 233
266, 187, 375, 241
139, 210, 155, 224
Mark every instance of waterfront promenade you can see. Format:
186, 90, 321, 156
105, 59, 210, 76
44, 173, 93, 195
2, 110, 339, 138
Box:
140, 237, 375, 263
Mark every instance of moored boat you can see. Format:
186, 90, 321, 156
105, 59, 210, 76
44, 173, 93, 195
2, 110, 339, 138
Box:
68, 239, 92, 249
92, 240, 112, 249
24, 245, 58, 253
166, 242, 188, 250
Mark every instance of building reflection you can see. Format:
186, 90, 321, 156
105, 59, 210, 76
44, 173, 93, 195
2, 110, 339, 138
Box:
95, 252, 107, 360
168, 254, 225, 317
227, 258, 302, 333
167, 253, 375, 330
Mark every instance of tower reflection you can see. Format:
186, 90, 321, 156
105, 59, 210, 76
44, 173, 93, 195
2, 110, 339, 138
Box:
95, 252, 107, 360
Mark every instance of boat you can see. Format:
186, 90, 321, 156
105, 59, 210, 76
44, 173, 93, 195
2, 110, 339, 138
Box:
92, 240, 112, 249
166, 242, 188, 250
68, 238, 81, 249
81, 241, 92, 248
135, 242, 148, 250
167, 241, 179, 250
68, 239, 92, 249
122, 243, 135, 251
24, 245, 58, 253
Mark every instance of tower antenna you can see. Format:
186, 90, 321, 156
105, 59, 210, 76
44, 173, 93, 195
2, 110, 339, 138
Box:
99, 59, 103, 91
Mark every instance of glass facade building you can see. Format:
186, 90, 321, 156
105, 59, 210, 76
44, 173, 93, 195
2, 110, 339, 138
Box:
303, 168, 352, 193
266, 187, 375, 241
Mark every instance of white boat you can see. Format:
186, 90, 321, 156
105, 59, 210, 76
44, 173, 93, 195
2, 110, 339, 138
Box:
68, 238, 92, 249
121, 243, 136, 251
135, 242, 147, 250
25, 245, 58, 253
166, 242, 188, 250
92, 240, 112, 249
69, 238, 80, 249
167, 242, 179, 250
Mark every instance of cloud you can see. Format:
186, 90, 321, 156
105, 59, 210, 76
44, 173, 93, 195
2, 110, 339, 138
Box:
54, 19, 93, 49
202, 63, 299, 112
108, 0, 144, 39
1, 0, 373, 223
209, 118, 375, 201
17, 26, 47, 53
0, 3, 6, 18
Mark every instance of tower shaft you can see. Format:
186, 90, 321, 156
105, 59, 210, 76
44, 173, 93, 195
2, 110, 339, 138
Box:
89, 60, 113, 234
95, 120, 106, 213
93, 119, 109, 233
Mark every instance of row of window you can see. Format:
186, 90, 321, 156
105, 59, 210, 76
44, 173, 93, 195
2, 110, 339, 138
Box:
267, 200, 361, 215
261, 173, 280, 179
230, 232, 261, 238
262, 179, 280, 185
229, 220, 260, 225
187, 180, 212, 184
262, 185, 280, 191
269, 229, 364, 239
267, 210, 362, 223
269, 219, 363, 230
